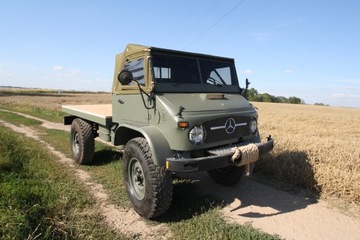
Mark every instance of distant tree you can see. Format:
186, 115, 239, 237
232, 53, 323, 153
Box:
288, 96, 303, 104
276, 96, 287, 103
314, 103, 329, 106
261, 93, 272, 102
247, 88, 259, 101
254, 94, 264, 102
246, 87, 304, 104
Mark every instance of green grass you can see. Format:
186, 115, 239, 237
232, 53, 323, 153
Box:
0, 110, 42, 126
83, 148, 129, 207
40, 128, 72, 156
40, 128, 131, 208
0, 103, 64, 123
0, 125, 127, 239
0, 108, 280, 239
170, 207, 279, 240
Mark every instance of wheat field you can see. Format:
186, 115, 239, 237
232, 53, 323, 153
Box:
254, 102, 360, 204
1, 89, 359, 204
0, 88, 111, 111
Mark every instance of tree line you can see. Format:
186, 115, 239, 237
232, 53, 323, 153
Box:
246, 88, 304, 104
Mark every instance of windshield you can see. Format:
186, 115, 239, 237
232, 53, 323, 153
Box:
151, 52, 241, 93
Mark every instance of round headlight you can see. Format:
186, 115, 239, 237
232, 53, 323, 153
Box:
249, 119, 257, 134
188, 126, 205, 145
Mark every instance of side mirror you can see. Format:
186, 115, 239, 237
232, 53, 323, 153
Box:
118, 70, 133, 85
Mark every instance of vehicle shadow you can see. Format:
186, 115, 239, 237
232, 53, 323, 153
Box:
157, 175, 221, 222
90, 149, 122, 166
158, 150, 319, 222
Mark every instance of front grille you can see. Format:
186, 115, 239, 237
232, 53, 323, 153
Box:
203, 116, 250, 143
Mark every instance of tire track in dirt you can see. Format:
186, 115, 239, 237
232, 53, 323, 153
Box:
0, 113, 171, 240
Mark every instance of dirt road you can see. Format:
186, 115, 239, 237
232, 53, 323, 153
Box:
184, 172, 360, 240
1, 110, 360, 240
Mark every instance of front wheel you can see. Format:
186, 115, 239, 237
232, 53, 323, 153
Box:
123, 137, 173, 219
207, 165, 246, 186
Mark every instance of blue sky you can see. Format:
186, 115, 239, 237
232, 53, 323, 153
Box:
1, 1, 359, 108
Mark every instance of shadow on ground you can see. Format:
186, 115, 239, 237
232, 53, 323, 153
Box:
91, 149, 122, 166
158, 150, 319, 222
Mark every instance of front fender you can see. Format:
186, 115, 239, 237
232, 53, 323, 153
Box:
114, 124, 172, 166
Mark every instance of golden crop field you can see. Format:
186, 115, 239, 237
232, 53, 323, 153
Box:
1, 88, 359, 205
254, 102, 360, 204
0, 88, 111, 111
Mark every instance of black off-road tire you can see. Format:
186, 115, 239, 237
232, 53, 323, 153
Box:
123, 137, 173, 219
70, 118, 95, 165
207, 165, 246, 186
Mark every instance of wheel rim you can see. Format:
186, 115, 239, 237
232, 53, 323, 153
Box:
72, 131, 80, 156
128, 158, 145, 200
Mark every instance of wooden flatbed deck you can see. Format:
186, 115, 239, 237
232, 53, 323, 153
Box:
62, 104, 112, 126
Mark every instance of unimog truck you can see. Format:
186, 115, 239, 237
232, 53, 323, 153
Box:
62, 44, 274, 219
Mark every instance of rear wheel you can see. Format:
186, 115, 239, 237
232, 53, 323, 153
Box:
70, 118, 94, 164
123, 137, 173, 219
207, 165, 246, 186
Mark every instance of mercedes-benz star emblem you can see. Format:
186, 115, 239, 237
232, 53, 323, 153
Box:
225, 118, 236, 134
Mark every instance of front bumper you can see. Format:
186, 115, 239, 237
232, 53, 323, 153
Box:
166, 136, 274, 172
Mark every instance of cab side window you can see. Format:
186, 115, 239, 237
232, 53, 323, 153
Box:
124, 58, 145, 85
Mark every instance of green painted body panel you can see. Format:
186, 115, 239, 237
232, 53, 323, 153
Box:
156, 93, 253, 113
152, 93, 258, 151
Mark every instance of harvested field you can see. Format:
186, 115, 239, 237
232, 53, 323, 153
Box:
0, 88, 111, 122
253, 102, 360, 204
0, 88, 111, 112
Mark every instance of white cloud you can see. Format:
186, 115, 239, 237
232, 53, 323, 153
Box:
61, 69, 81, 79
284, 69, 293, 73
332, 93, 345, 98
331, 93, 360, 99
0, 68, 12, 77
336, 79, 360, 84
243, 70, 253, 75
349, 94, 360, 98
252, 30, 277, 43
70, 69, 81, 75
345, 86, 360, 90
53, 65, 63, 70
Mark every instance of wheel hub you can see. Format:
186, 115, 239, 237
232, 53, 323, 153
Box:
134, 169, 144, 186
129, 159, 146, 200
72, 132, 80, 155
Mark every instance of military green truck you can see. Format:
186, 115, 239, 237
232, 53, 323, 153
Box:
62, 44, 274, 219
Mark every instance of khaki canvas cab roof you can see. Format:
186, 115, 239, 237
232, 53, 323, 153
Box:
112, 43, 236, 93
119, 43, 235, 62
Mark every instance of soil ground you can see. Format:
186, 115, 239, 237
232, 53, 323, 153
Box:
182, 172, 360, 240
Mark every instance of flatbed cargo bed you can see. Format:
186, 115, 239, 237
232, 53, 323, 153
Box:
62, 104, 112, 126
